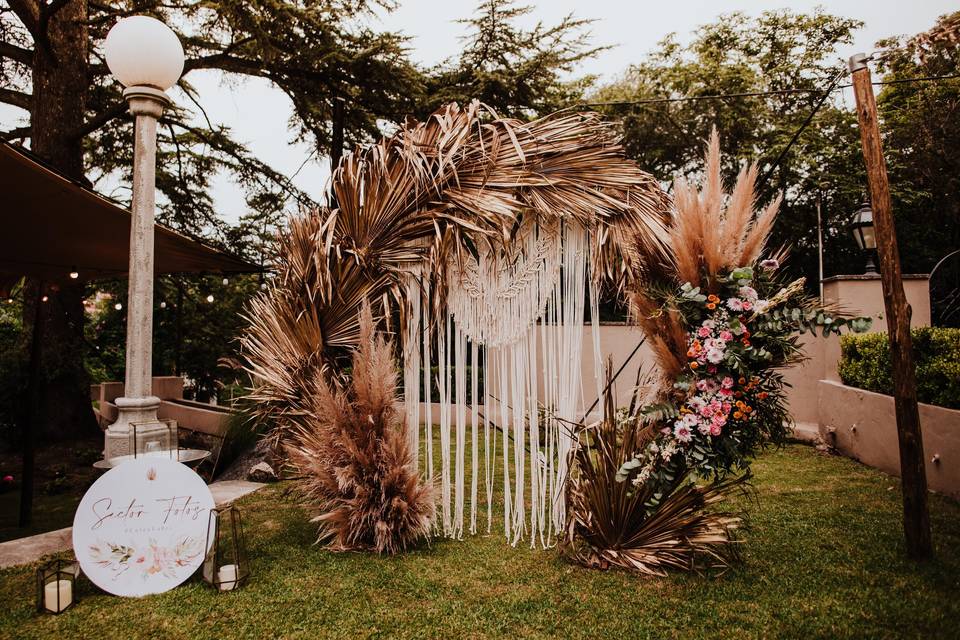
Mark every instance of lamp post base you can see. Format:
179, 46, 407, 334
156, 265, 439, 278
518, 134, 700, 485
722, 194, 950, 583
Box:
104, 395, 163, 459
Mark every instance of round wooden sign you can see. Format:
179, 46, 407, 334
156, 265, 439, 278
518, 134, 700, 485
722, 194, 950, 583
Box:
72, 458, 215, 597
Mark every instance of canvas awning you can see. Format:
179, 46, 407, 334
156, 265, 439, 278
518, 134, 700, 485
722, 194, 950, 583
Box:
0, 141, 257, 286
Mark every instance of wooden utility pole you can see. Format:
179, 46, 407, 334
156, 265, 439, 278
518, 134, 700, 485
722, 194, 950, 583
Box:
849, 53, 931, 558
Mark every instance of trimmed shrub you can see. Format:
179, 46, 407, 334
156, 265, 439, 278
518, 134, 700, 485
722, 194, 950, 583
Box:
838, 327, 960, 409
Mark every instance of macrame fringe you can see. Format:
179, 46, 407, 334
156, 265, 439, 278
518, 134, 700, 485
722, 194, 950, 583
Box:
403, 221, 596, 548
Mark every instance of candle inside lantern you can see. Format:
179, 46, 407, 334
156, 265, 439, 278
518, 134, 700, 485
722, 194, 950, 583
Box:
43, 579, 72, 613
217, 564, 238, 591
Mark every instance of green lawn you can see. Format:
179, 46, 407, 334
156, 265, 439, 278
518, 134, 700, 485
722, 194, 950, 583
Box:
2, 445, 958, 639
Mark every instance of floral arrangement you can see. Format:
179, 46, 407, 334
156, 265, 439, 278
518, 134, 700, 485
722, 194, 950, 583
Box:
618, 263, 870, 494
88, 536, 204, 581
562, 131, 870, 574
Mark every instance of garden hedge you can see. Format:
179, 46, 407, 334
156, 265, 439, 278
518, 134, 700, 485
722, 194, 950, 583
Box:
838, 327, 960, 409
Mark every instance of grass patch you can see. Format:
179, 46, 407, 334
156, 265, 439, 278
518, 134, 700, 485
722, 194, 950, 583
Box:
1, 445, 958, 639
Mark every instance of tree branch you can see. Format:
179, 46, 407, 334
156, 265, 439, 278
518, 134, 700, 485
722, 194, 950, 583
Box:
184, 52, 329, 83
0, 41, 34, 65
0, 87, 32, 110
1, 126, 31, 140
68, 102, 127, 140
6, 0, 40, 42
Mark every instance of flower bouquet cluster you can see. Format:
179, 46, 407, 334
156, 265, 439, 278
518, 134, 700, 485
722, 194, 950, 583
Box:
562, 131, 870, 575
618, 264, 870, 497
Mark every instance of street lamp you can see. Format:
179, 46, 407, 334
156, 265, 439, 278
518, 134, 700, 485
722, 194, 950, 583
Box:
102, 17, 184, 459
851, 202, 878, 274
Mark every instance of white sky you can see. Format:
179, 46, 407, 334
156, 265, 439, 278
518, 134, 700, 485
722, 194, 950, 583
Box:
1, 1, 955, 223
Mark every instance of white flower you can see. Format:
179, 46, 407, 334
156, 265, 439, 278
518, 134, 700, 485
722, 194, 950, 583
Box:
726, 298, 744, 312
706, 348, 725, 364
760, 258, 780, 270
738, 286, 758, 302
673, 424, 693, 443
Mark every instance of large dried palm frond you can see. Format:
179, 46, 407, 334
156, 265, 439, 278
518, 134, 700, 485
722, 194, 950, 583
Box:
241, 101, 672, 447
284, 302, 434, 554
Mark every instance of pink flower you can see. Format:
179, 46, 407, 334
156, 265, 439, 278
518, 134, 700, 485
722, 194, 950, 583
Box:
760, 258, 779, 270
720, 388, 733, 397
726, 298, 744, 312
2, 475, 12, 483
710, 423, 722, 436
697, 327, 711, 338
706, 348, 725, 364
719, 330, 734, 342
721, 376, 734, 389
741, 301, 753, 311
673, 423, 693, 443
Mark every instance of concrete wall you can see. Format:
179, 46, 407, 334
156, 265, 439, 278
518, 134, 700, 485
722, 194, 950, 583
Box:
782, 274, 931, 429
819, 380, 960, 497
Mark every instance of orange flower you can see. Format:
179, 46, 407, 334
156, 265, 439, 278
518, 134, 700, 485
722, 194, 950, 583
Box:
690, 362, 699, 369
706, 303, 716, 310
734, 391, 743, 398
758, 392, 769, 400
733, 411, 743, 419
745, 406, 753, 413
738, 377, 746, 385
707, 294, 720, 303
742, 338, 751, 346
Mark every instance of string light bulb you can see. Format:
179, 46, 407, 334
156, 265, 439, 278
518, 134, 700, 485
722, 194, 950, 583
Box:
206, 294, 214, 303
41, 295, 49, 303
114, 302, 122, 311
69, 268, 79, 279
159, 301, 167, 309
222, 277, 229, 286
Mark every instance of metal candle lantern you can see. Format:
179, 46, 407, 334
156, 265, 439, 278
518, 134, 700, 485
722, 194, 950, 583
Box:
36, 559, 79, 614
851, 202, 878, 274
203, 505, 250, 591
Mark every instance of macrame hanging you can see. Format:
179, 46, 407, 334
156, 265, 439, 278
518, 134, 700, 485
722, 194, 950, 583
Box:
404, 219, 596, 548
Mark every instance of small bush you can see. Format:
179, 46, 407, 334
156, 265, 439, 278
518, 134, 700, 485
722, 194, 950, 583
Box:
838, 327, 960, 409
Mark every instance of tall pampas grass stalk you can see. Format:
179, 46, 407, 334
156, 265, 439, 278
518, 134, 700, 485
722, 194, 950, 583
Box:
285, 302, 434, 554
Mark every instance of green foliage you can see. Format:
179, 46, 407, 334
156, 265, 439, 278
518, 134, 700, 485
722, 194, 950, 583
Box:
838, 328, 960, 409
0, 294, 24, 447
875, 12, 960, 274
85, 275, 259, 400
591, 8, 956, 290
421, 0, 603, 119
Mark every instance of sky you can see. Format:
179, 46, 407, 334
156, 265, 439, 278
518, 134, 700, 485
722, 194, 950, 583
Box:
1, 1, 955, 223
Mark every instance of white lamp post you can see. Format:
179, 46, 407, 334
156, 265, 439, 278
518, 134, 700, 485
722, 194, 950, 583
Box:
103, 16, 185, 459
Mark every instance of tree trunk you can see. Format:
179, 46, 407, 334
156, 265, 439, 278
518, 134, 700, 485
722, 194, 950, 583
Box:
24, 0, 98, 441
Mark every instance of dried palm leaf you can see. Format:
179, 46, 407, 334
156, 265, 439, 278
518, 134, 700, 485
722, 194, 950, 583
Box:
241, 101, 672, 447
